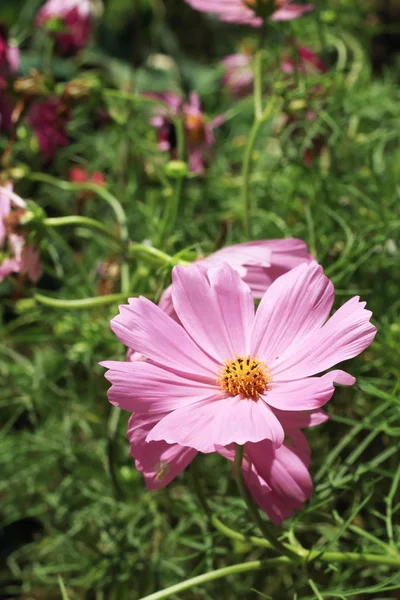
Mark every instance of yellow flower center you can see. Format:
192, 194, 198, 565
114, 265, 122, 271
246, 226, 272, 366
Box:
218, 355, 271, 398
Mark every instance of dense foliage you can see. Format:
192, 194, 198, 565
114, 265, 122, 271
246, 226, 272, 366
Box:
1, 0, 399, 599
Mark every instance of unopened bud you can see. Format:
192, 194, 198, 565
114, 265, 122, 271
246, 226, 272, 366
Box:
164, 160, 188, 179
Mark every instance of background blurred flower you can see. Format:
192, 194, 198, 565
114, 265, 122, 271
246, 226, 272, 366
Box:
150, 92, 223, 173
36, 0, 94, 56
222, 52, 254, 97
185, 0, 314, 27
28, 97, 71, 161
0, 185, 42, 283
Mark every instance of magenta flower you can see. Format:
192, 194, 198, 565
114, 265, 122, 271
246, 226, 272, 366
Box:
102, 261, 376, 453
281, 44, 326, 75
185, 0, 314, 27
149, 92, 223, 173
36, 0, 94, 56
222, 52, 254, 97
0, 23, 19, 77
158, 238, 313, 320
28, 97, 70, 161
0, 185, 42, 283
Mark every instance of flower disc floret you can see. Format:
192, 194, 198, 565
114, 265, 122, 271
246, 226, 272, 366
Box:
219, 355, 271, 398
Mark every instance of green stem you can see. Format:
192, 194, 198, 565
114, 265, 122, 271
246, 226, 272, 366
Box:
191, 461, 272, 550
29, 171, 131, 295
241, 96, 279, 238
34, 293, 128, 309
138, 556, 290, 600
44, 216, 122, 246
137, 550, 400, 600
29, 174, 128, 239
159, 117, 186, 244
254, 51, 263, 119
234, 445, 299, 560
104, 89, 186, 243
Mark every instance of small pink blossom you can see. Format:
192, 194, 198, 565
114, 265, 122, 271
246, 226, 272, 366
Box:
149, 92, 223, 173
185, 0, 313, 27
36, 0, 94, 56
102, 261, 376, 454
28, 97, 71, 161
158, 238, 313, 321
0, 185, 42, 283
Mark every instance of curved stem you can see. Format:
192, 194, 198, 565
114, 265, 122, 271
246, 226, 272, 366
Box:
29, 173, 128, 238
34, 293, 128, 309
44, 216, 122, 245
29, 171, 131, 295
138, 556, 290, 600
234, 445, 299, 560
137, 549, 400, 600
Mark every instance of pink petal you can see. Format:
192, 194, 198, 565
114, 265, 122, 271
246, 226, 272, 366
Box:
247, 438, 312, 504
251, 263, 334, 364
128, 413, 197, 490
271, 407, 329, 429
271, 3, 314, 21
273, 296, 377, 379
101, 360, 218, 413
147, 395, 284, 453
263, 369, 355, 411
110, 296, 218, 381
244, 434, 312, 524
171, 263, 254, 361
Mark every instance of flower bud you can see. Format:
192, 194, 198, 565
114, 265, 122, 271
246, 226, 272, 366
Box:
164, 160, 188, 179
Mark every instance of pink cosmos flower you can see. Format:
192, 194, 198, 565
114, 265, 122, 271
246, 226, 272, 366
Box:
28, 97, 71, 161
185, 0, 314, 27
0, 185, 42, 283
222, 52, 254, 97
102, 261, 376, 454
36, 0, 94, 56
149, 92, 223, 173
157, 238, 313, 321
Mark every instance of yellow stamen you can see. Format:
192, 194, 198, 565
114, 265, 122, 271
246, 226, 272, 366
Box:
154, 461, 170, 482
218, 355, 271, 399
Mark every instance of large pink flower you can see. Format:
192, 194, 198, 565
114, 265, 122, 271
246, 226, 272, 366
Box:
149, 92, 223, 173
102, 262, 376, 453
158, 238, 313, 320
36, 0, 94, 56
0, 185, 42, 283
185, 0, 314, 27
